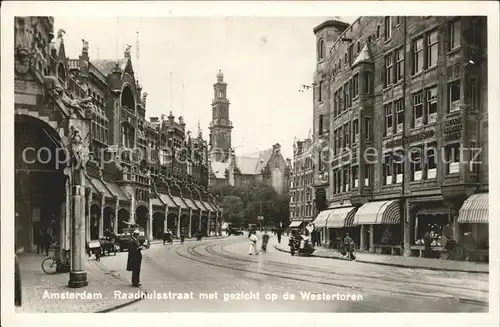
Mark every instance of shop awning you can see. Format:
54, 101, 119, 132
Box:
85, 175, 99, 194
289, 220, 303, 228
203, 201, 215, 211
160, 194, 177, 208
313, 209, 333, 228
354, 200, 400, 225
326, 207, 357, 228
172, 196, 188, 210
183, 197, 199, 210
194, 200, 209, 211
87, 177, 113, 198
151, 197, 163, 207
106, 182, 130, 202
458, 193, 489, 224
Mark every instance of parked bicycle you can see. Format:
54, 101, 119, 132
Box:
41, 246, 70, 274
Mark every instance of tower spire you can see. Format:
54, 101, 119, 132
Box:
136, 31, 140, 81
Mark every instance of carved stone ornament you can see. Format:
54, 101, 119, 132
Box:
69, 127, 90, 171
14, 18, 35, 74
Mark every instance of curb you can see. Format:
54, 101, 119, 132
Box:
150, 235, 228, 245
273, 245, 488, 274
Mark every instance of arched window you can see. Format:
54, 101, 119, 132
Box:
318, 38, 325, 60
376, 25, 381, 39
121, 85, 135, 112
57, 63, 66, 83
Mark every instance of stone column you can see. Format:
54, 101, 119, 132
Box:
99, 195, 105, 238
177, 214, 181, 238
188, 209, 193, 238
369, 224, 374, 252
68, 172, 88, 288
65, 181, 71, 249
206, 213, 210, 236
85, 191, 91, 242
164, 205, 169, 234
403, 201, 412, 257
60, 201, 66, 252
360, 225, 365, 251
114, 197, 119, 234
148, 200, 153, 240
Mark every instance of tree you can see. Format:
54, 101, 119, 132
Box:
219, 195, 244, 227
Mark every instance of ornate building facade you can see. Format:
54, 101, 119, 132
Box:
311, 17, 488, 259
208, 71, 291, 194
14, 16, 222, 270
288, 137, 314, 229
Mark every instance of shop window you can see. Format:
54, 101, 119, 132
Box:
393, 149, 404, 184
384, 16, 392, 40
352, 73, 359, 98
426, 86, 438, 123
410, 147, 422, 181
396, 48, 404, 82
427, 30, 438, 68
383, 153, 393, 185
425, 143, 437, 179
352, 165, 359, 188
385, 103, 393, 136
365, 117, 372, 141
413, 92, 424, 127
385, 54, 393, 87
446, 143, 461, 174
364, 164, 371, 187
353, 119, 359, 143
413, 37, 424, 74
448, 19, 461, 50
448, 80, 461, 112
395, 99, 404, 133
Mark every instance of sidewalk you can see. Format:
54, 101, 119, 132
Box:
16, 252, 145, 313
274, 236, 488, 274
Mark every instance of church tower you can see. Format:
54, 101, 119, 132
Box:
209, 69, 233, 162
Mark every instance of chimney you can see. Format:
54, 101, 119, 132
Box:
108, 63, 123, 94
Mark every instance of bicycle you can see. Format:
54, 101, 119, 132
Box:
41, 247, 70, 274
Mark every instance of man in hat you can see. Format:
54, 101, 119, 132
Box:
126, 230, 145, 287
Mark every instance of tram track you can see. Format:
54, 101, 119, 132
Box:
174, 239, 488, 307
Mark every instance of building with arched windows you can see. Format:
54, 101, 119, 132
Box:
14, 16, 222, 262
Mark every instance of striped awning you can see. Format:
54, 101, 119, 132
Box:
172, 196, 188, 210
194, 200, 209, 211
325, 207, 356, 228
203, 201, 214, 211
312, 209, 333, 228
183, 197, 199, 210
160, 194, 177, 208
87, 177, 113, 198
289, 220, 303, 228
151, 197, 163, 207
354, 200, 400, 225
106, 182, 130, 202
458, 193, 488, 224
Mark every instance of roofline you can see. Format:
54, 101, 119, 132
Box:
313, 20, 350, 34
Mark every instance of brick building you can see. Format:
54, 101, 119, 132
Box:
208, 71, 291, 194
288, 137, 314, 229
14, 16, 222, 262
311, 17, 488, 260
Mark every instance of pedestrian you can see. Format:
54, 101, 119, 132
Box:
42, 230, 50, 256
167, 229, 173, 244
35, 229, 43, 254
311, 229, 317, 247
316, 229, 322, 246
277, 228, 282, 244
423, 229, 432, 258
343, 232, 356, 260
249, 230, 258, 255
126, 230, 144, 287
163, 229, 168, 245
261, 231, 270, 252
180, 232, 185, 244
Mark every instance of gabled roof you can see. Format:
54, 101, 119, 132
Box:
352, 43, 373, 67
235, 148, 273, 175
90, 59, 128, 76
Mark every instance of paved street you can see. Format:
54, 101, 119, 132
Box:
95, 233, 488, 312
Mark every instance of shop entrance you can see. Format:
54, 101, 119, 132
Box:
15, 115, 67, 252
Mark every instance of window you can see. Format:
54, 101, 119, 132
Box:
342, 167, 349, 192
449, 19, 461, 50
333, 129, 338, 155
396, 48, 404, 81
344, 123, 350, 148
318, 38, 325, 60
413, 92, 423, 127
338, 59, 341, 69
383, 153, 393, 185
353, 119, 359, 143
336, 169, 342, 193
413, 37, 424, 74
365, 117, 372, 140
446, 143, 461, 174
344, 52, 348, 66
384, 16, 392, 40
427, 86, 438, 123
385, 103, 393, 136
448, 80, 461, 112
427, 30, 438, 67
470, 78, 478, 110
339, 89, 344, 112
357, 41, 361, 53
333, 91, 339, 116
395, 99, 404, 133
318, 81, 323, 102
471, 19, 481, 47
338, 126, 343, 152
410, 147, 422, 181
348, 80, 353, 108
376, 25, 381, 39
425, 143, 437, 179
348, 44, 353, 66
318, 114, 324, 136
385, 54, 393, 87
393, 150, 404, 183
352, 166, 359, 188
363, 71, 373, 94
352, 74, 359, 98
343, 83, 349, 109
364, 164, 371, 187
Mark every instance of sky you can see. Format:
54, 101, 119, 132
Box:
54, 16, 355, 159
